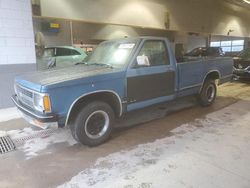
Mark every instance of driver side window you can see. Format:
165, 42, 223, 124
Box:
138, 40, 170, 66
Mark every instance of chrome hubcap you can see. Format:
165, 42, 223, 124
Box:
206, 84, 215, 102
85, 110, 109, 139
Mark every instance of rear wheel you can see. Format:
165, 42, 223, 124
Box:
198, 79, 217, 106
70, 101, 114, 146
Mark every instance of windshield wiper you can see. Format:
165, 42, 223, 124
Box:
75, 62, 113, 68
88, 63, 113, 68
75, 61, 88, 65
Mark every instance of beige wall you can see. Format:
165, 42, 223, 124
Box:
40, 0, 250, 37
40, 0, 166, 29
174, 32, 207, 52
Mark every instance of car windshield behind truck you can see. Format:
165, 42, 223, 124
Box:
83, 39, 138, 68
237, 48, 250, 59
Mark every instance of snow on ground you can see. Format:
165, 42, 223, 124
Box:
20, 129, 77, 159
1, 127, 77, 159
0, 107, 76, 159
58, 100, 250, 188
0, 127, 36, 142
0, 107, 21, 123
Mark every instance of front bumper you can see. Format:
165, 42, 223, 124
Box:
11, 95, 58, 129
233, 68, 250, 79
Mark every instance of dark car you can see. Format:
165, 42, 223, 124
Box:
185, 47, 225, 57
233, 48, 250, 79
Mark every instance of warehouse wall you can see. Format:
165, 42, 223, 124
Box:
72, 22, 175, 43
174, 32, 207, 53
40, 0, 250, 37
0, 0, 36, 109
33, 18, 72, 46
32, 17, 175, 46
40, 0, 165, 29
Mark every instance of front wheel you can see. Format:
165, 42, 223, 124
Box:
197, 79, 217, 107
70, 101, 115, 146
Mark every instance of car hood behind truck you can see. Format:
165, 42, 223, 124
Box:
15, 65, 120, 92
233, 57, 250, 69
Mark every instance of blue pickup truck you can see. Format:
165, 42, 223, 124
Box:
12, 37, 233, 146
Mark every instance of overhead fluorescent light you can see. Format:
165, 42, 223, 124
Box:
243, 0, 250, 4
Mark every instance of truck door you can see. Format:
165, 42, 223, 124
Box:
126, 40, 175, 110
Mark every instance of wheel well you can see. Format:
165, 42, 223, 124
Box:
66, 92, 121, 126
205, 71, 220, 81
199, 71, 220, 93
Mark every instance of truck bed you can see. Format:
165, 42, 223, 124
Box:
177, 57, 233, 97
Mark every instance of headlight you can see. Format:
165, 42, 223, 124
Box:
34, 93, 51, 113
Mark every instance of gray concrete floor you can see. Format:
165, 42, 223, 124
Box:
0, 81, 250, 188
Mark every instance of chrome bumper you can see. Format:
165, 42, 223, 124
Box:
11, 95, 58, 129
233, 68, 250, 78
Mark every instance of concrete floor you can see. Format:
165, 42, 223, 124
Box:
0, 81, 250, 188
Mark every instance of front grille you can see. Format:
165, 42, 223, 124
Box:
0, 136, 16, 154
16, 84, 34, 108
17, 86, 33, 98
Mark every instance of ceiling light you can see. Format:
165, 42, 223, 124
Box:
242, 0, 250, 4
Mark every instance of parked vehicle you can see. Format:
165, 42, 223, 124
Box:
185, 47, 225, 57
37, 46, 87, 70
233, 48, 250, 79
12, 37, 233, 146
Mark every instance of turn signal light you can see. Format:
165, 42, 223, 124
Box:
43, 95, 51, 112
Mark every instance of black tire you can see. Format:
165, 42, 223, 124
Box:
70, 101, 115, 146
198, 79, 217, 107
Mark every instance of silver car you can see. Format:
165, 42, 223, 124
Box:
37, 46, 87, 70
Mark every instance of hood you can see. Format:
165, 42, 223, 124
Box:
15, 65, 119, 90
233, 57, 250, 69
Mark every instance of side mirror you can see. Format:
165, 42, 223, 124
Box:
136, 55, 150, 67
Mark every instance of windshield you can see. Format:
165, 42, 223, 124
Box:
83, 39, 138, 68
238, 48, 250, 59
